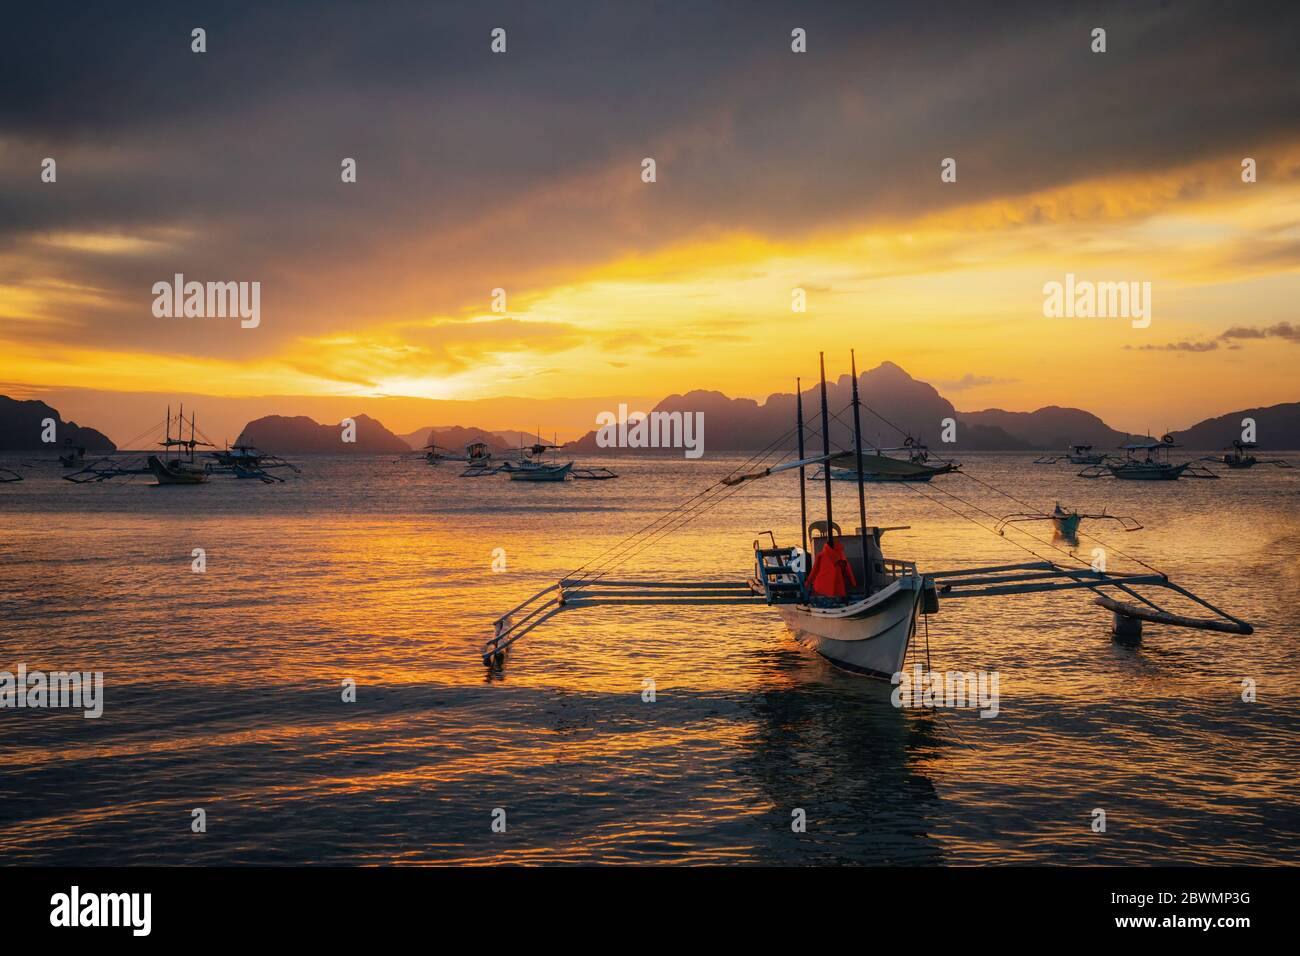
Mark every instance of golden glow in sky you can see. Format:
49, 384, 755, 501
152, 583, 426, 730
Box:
3, 143, 1297, 437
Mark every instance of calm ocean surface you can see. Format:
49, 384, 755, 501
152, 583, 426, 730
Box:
1, 451, 1297, 865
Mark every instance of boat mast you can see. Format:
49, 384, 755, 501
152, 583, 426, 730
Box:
818, 352, 834, 543
796, 377, 807, 556
849, 349, 868, 536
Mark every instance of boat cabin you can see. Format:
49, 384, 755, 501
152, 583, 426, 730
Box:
753, 523, 914, 604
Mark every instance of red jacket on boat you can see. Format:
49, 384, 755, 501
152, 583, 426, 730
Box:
807, 539, 857, 598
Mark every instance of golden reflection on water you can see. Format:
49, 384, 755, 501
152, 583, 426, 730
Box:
0, 453, 1297, 864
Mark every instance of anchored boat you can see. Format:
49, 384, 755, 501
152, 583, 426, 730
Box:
1203, 440, 1293, 470
146, 406, 211, 485
485, 353, 1252, 677
509, 460, 574, 482
207, 442, 300, 482
995, 502, 1142, 541
65, 407, 292, 485
1035, 442, 1107, 465
808, 439, 959, 483
461, 430, 619, 481
1079, 436, 1218, 480
57, 441, 87, 469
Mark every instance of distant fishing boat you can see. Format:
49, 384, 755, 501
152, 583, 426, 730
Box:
421, 442, 463, 464
509, 460, 574, 482
57, 441, 86, 468
461, 430, 618, 481
146, 405, 211, 485
996, 502, 1143, 540
486, 352, 1251, 677
458, 441, 501, 476
808, 440, 959, 483
208, 443, 300, 482
1079, 436, 1218, 480
1035, 442, 1106, 465
1203, 440, 1293, 470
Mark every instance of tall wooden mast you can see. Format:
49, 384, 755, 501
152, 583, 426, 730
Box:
850, 350, 868, 537
796, 376, 808, 557
818, 353, 834, 542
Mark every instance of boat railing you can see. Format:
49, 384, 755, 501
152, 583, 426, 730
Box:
880, 558, 918, 582
752, 545, 805, 603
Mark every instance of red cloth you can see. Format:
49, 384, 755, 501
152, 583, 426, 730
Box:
807, 539, 857, 597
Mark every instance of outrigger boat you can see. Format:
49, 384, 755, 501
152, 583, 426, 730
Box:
808, 439, 959, 482
422, 442, 463, 464
509, 460, 575, 482
1035, 442, 1107, 465
484, 352, 1253, 676
58, 441, 87, 469
505, 433, 574, 482
459, 441, 500, 476
1079, 436, 1218, 480
1202, 440, 1293, 470
207, 442, 300, 482
147, 405, 211, 485
461, 430, 619, 481
65, 407, 292, 485
393, 441, 466, 465
996, 502, 1142, 541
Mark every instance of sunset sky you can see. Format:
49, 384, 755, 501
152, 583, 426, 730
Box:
1, 1, 1297, 444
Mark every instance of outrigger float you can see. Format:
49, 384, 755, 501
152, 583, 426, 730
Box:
485, 352, 1253, 675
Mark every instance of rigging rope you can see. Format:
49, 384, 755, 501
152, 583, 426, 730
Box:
562, 378, 1170, 591
842, 387, 1170, 577
563, 403, 852, 587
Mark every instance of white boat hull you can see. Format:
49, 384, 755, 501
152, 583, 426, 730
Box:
776, 576, 922, 679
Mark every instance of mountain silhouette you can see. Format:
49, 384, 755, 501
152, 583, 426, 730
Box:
0, 396, 116, 452
237, 413, 409, 454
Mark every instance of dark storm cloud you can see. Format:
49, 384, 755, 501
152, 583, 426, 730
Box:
2, 0, 1298, 362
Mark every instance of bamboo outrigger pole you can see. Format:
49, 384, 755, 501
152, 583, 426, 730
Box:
850, 350, 868, 537
818, 353, 834, 542
796, 377, 808, 557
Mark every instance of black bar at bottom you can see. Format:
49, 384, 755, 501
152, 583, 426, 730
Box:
0, 866, 1289, 941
